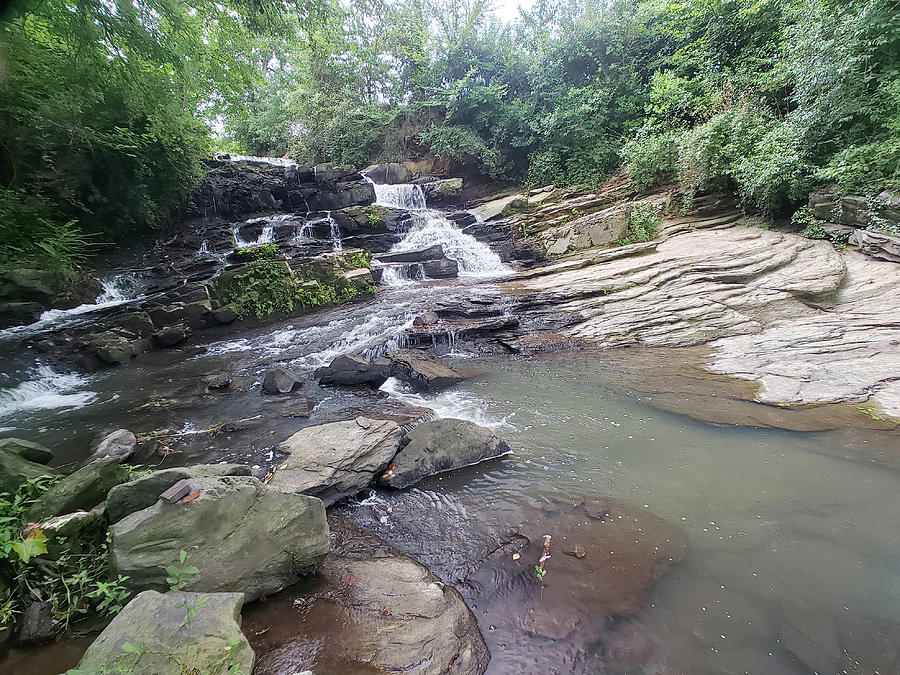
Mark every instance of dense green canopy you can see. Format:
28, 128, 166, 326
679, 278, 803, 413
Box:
1, 0, 898, 290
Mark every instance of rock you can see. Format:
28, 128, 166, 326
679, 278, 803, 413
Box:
110, 475, 329, 601
470, 194, 527, 221
421, 177, 463, 204
421, 258, 459, 278
0, 268, 57, 305
246, 515, 489, 675
27, 456, 129, 520
262, 366, 302, 394
344, 267, 374, 290
363, 162, 412, 184
0, 446, 56, 494
809, 192, 838, 221
849, 228, 900, 263
106, 463, 251, 523
30, 505, 107, 558
315, 354, 390, 388
0, 301, 44, 328
202, 372, 232, 389
116, 312, 155, 337
376, 244, 445, 263
0, 438, 53, 464
75, 590, 255, 675
818, 222, 857, 242
17, 602, 54, 645
387, 350, 467, 391
212, 305, 238, 323
153, 325, 189, 348
413, 310, 440, 326
270, 417, 402, 506
83, 429, 136, 465
380, 418, 510, 489
148, 304, 185, 328
564, 543, 587, 558
500, 195, 530, 217
268, 397, 311, 418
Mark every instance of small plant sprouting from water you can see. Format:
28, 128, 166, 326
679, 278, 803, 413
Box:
534, 534, 552, 584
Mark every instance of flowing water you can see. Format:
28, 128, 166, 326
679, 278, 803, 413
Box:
2, 180, 898, 674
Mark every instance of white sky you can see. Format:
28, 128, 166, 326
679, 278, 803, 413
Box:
491, 0, 535, 22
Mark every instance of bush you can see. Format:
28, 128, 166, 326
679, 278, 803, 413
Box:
619, 202, 661, 244
621, 130, 680, 191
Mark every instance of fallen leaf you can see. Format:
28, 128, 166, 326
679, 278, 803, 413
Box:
180, 490, 202, 504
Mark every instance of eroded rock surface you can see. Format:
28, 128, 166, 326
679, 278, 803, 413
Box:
111, 475, 329, 601
507, 220, 900, 417
270, 417, 402, 505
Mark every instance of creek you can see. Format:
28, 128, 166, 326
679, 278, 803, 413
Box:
1, 181, 898, 674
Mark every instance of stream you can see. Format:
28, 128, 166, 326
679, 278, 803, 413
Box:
1, 182, 898, 674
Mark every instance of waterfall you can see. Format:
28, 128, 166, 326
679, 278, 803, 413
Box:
368, 181, 509, 279
366, 178, 427, 210
329, 214, 342, 251
0, 364, 98, 418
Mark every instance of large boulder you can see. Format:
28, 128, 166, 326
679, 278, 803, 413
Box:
314, 354, 391, 388
75, 590, 255, 675
110, 475, 328, 601
106, 463, 252, 523
247, 515, 490, 675
364, 162, 413, 185
0, 446, 56, 495
0, 438, 53, 465
380, 418, 510, 489
387, 350, 467, 391
270, 417, 402, 506
27, 456, 127, 520
82, 429, 137, 466
261, 366, 302, 394
421, 258, 459, 278
421, 178, 463, 205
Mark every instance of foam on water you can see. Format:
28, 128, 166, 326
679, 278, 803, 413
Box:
379, 376, 513, 429
0, 365, 98, 418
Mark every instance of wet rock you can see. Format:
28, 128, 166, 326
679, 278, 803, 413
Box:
0, 301, 44, 328
564, 543, 586, 558
28, 456, 127, 520
849, 228, 900, 263
0, 268, 57, 305
262, 366, 301, 394
446, 211, 477, 227
246, 515, 489, 675
212, 305, 238, 323
413, 310, 440, 326
387, 349, 467, 391
106, 463, 251, 523
0, 438, 54, 464
315, 354, 390, 388
267, 397, 311, 418
116, 311, 155, 337
17, 602, 54, 645
148, 304, 185, 328
271, 417, 402, 506
376, 244, 445, 263
75, 591, 255, 675
344, 267, 374, 290
30, 505, 107, 559
111, 475, 328, 601
421, 258, 459, 278
380, 418, 510, 489
0, 445, 57, 494
153, 325, 189, 348
83, 429, 136, 465
202, 372, 232, 389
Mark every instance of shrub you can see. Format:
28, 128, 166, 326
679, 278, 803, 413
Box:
619, 202, 661, 244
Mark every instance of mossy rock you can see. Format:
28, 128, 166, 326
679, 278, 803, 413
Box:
27, 456, 129, 520
0, 447, 56, 495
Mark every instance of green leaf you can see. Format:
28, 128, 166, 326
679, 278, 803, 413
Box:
12, 530, 48, 563
121, 642, 139, 653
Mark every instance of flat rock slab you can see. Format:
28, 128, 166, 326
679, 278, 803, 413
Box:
314, 353, 390, 388
508, 224, 900, 417
387, 349, 467, 391
271, 417, 402, 505
76, 591, 254, 675
243, 515, 490, 675
110, 475, 329, 602
381, 418, 511, 489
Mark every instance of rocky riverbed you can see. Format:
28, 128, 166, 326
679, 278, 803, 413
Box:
1, 160, 898, 674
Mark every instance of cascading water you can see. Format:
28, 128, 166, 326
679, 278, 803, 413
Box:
368, 180, 510, 279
